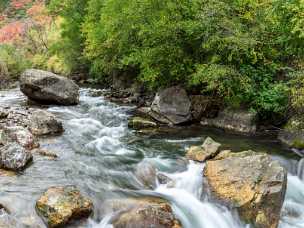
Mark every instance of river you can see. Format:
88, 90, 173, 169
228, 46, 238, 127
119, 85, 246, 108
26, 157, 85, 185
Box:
0, 87, 303, 228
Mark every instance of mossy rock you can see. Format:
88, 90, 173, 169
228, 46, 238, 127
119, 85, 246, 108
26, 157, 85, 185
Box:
128, 116, 158, 130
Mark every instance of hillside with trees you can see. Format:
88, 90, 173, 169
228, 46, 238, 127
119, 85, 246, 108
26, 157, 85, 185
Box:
1, 0, 304, 123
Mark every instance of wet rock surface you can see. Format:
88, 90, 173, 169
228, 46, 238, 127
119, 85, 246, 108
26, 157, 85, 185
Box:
20, 69, 79, 105
186, 137, 221, 162
204, 150, 287, 228
36, 186, 93, 227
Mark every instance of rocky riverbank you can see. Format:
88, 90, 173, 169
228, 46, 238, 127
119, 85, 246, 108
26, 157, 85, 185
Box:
0, 69, 301, 228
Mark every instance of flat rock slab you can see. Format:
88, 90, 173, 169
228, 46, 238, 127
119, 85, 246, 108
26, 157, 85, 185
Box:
36, 186, 93, 227
204, 151, 287, 228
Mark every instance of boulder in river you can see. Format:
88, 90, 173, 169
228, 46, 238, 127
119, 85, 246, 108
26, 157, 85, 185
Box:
278, 116, 304, 149
201, 108, 257, 134
128, 116, 158, 130
20, 69, 79, 105
36, 186, 93, 227
108, 197, 181, 228
29, 110, 63, 136
186, 137, 221, 162
150, 86, 192, 125
0, 143, 32, 170
204, 150, 287, 228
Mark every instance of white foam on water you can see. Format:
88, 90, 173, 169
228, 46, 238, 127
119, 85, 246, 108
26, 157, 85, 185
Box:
280, 175, 304, 228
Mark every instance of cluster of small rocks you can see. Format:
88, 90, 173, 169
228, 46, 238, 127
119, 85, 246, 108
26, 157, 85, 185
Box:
0, 69, 96, 228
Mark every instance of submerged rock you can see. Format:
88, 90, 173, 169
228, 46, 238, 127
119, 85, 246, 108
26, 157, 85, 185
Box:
20, 69, 79, 105
186, 137, 221, 162
29, 110, 63, 136
108, 197, 181, 228
150, 86, 192, 125
36, 186, 93, 227
201, 108, 257, 134
0, 143, 32, 170
128, 116, 158, 130
135, 161, 157, 188
204, 151, 287, 228
0, 208, 19, 228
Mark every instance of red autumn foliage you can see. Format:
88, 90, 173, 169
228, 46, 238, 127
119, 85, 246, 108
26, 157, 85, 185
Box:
0, 1, 52, 44
10, 0, 32, 10
0, 21, 26, 43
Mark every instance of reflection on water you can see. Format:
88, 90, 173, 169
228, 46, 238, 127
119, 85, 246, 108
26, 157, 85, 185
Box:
0, 87, 303, 227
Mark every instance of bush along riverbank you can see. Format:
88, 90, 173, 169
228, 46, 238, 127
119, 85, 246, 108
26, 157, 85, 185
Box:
1, 0, 304, 151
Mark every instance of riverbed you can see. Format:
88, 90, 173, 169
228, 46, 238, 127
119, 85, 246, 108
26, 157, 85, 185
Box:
0, 87, 303, 228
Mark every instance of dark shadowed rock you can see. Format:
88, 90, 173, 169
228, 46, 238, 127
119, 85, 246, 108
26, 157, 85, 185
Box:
189, 95, 219, 121
0, 143, 32, 170
186, 137, 221, 162
201, 108, 257, 134
29, 110, 63, 136
0, 107, 9, 119
150, 86, 191, 125
36, 186, 93, 227
204, 151, 287, 228
20, 69, 79, 105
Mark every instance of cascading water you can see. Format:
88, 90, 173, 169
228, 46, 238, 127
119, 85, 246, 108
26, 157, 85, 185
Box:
0, 87, 304, 228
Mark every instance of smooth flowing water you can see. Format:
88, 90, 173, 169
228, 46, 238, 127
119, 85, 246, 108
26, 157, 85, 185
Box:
0, 87, 303, 228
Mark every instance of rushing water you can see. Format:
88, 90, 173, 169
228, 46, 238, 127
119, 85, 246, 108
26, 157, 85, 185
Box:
0, 87, 303, 227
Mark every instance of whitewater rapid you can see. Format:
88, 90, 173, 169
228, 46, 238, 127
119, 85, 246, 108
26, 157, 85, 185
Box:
1, 87, 304, 228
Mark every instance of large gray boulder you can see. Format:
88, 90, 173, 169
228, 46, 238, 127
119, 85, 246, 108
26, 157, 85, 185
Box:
204, 151, 287, 228
29, 110, 63, 136
201, 108, 257, 134
20, 69, 79, 105
0, 143, 32, 170
150, 86, 191, 125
